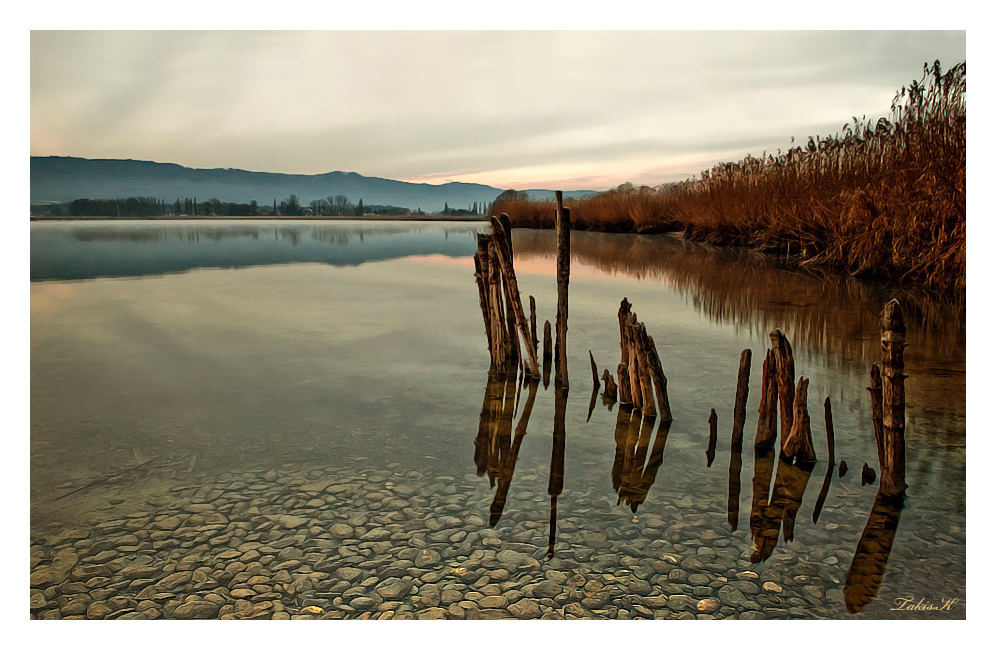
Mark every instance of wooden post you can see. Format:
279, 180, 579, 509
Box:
542, 320, 552, 388
731, 349, 752, 451
781, 377, 817, 465
617, 363, 631, 405
645, 334, 672, 423
617, 299, 633, 404
529, 295, 538, 358
632, 323, 657, 418
485, 239, 508, 369
589, 351, 601, 391
879, 300, 907, 497
624, 314, 644, 412
490, 216, 538, 377
554, 193, 571, 390
770, 329, 796, 440
754, 349, 778, 449
601, 370, 618, 401
474, 235, 493, 353
706, 408, 718, 467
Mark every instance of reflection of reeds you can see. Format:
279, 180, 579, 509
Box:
498, 62, 966, 294
512, 229, 964, 421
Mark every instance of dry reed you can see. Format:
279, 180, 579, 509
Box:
495, 61, 966, 295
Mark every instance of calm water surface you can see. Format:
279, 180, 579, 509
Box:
30, 220, 965, 620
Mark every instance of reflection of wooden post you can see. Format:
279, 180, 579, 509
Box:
781, 377, 817, 464
490, 215, 538, 377
879, 300, 907, 497
706, 408, 718, 467
727, 431, 743, 531
770, 329, 796, 440
749, 447, 777, 563
554, 192, 570, 390
754, 349, 778, 449
547, 387, 568, 558
844, 492, 904, 613
490, 379, 538, 526
611, 405, 633, 492
732, 349, 752, 451
824, 397, 836, 467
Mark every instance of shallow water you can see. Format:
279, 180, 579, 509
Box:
30, 220, 965, 620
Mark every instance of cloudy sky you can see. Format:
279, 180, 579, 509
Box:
30, 30, 966, 190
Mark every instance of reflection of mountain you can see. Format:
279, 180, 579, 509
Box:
31, 222, 485, 281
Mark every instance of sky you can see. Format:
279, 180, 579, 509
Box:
30, 30, 965, 191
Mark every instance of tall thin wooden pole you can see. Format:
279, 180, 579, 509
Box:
754, 349, 778, 449
731, 349, 752, 450
554, 192, 570, 390
879, 300, 908, 497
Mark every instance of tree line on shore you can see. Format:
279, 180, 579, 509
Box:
30, 195, 497, 218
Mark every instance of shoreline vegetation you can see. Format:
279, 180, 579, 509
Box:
493, 61, 966, 297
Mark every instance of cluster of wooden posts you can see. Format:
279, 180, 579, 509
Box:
474, 193, 571, 389
590, 299, 673, 423
715, 299, 907, 499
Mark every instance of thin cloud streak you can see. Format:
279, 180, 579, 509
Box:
31, 30, 966, 190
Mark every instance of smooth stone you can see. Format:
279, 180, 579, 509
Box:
415, 607, 448, 620
30, 548, 79, 588
532, 581, 561, 599
696, 598, 720, 613
467, 608, 514, 620
478, 595, 508, 609
375, 577, 414, 600
762, 582, 783, 593
86, 601, 114, 619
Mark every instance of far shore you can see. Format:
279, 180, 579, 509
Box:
30, 214, 489, 223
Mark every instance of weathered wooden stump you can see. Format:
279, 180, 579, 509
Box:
878, 299, 907, 497
754, 349, 778, 449
781, 377, 817, 465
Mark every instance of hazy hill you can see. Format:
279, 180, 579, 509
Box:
30, 157, 598, 213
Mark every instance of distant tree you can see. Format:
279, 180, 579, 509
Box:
334, 195, 349, 216
355, 198, 364, 216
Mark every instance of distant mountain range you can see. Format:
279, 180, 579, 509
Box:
30, 157, 599, 213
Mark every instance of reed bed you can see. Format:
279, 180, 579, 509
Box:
496, 61, 966, 295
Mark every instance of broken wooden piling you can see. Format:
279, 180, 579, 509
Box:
601, 369, 618, 401
731, 349, 752, 451
781, 377, 817, 465
754, 349, 778, 449
770, 329, 796, 441
612, 298, 672, 421
491, 215, 539, 377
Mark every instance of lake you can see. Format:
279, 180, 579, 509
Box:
29, 219, 966, 620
